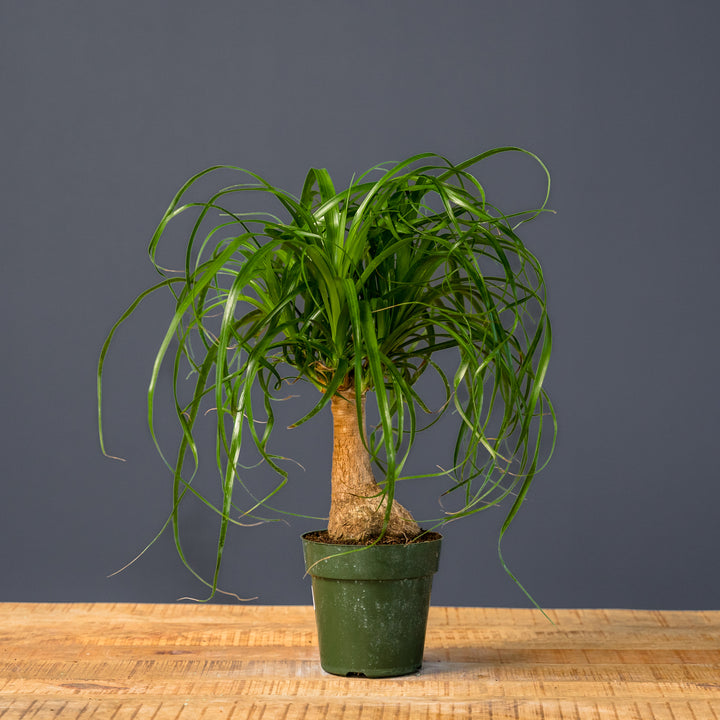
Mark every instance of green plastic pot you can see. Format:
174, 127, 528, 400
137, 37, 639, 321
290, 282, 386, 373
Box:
302, 531, 442, 678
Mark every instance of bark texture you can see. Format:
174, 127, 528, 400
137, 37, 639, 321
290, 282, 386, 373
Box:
327, 389, 420, 542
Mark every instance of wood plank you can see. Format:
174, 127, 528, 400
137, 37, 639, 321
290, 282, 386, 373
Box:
1, 604, 719, 719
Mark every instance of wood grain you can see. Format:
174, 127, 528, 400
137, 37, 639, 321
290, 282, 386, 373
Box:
0, 604, 718, 718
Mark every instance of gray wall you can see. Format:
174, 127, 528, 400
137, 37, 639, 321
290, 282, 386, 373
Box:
2, 1, 718, 609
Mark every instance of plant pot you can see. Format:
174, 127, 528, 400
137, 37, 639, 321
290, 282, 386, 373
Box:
301, 531, 442, 678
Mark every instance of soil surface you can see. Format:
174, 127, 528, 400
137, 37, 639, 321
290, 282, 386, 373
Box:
304, 530, 442, 546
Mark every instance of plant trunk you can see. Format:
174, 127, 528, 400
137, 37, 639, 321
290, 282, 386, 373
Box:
327, 389, 420, 542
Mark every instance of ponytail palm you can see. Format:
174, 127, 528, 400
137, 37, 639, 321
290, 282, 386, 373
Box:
98, 148, 555, 599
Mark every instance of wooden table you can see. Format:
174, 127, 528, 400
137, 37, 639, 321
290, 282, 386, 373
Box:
1, 604, 718, 718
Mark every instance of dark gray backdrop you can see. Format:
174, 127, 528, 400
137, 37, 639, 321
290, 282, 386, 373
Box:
2, 1, 718, 609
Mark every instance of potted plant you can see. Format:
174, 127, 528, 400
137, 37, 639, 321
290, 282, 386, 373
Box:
98, 148, 555, 677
